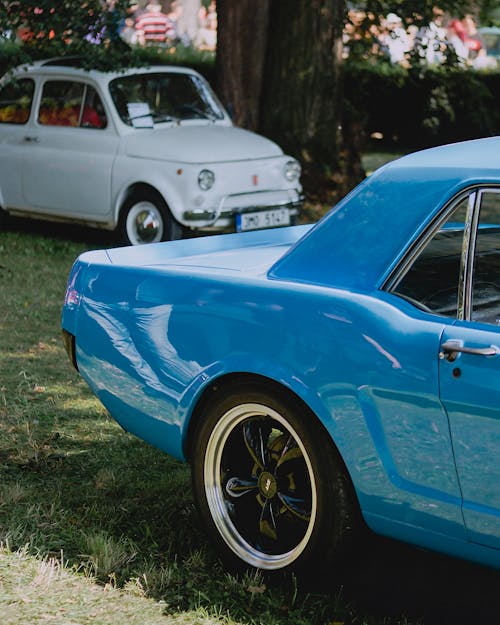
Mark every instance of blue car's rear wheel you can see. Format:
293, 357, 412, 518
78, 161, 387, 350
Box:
0, 206, 7, 230
192, 382, 359, 576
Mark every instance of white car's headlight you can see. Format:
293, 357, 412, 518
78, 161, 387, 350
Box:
198, 169, 215, 190
283, 160, 301, 182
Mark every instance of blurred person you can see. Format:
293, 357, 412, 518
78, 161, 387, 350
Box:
472, 48, 497, 70
119, 2, 141, 44
462, 14, 485, 61
135, 1, 175, 45
447, 18, 468, 62
379, 13, 410, 65
196, 0, 216, 50
415, 7, 448, 64
176, 0, 202, 46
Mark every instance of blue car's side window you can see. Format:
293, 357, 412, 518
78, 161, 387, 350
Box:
392, 197, 469, 317
471, 190, 500, 325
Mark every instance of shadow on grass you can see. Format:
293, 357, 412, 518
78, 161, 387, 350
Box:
4, 422, 500, 625
2, 222, 500, 625
336, 534, 500, 625
4, 214, 115, 249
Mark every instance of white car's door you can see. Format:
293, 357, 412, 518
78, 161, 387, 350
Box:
0, 77, 36, 210
21, 79, 119, 222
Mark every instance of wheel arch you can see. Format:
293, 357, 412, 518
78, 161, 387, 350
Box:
114, 181, 183, 226
115, 182, 176, 224
183, 371, 357, 496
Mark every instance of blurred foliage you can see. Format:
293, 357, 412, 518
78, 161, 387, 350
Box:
344, 60, 500, 149
348, 0, 498, 26
0, 0, 138, 70
345, 0, 500, 65
0, 38, 215, 86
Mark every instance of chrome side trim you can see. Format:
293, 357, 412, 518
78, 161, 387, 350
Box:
183, 196, 303, 222
459, 191, 479, 321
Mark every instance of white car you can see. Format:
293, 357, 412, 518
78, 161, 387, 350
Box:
0, 59, 302, 245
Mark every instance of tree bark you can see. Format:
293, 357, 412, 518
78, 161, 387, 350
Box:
215, 0, 270, 131
216, 0, 362, 204
259, 0, 345, 174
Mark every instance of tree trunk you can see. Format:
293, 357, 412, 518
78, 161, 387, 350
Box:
259, 0, 345, 176
215, 0, 270, 130
216, 0, 363, 205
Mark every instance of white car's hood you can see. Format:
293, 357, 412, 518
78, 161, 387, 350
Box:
124, 124, 283, 163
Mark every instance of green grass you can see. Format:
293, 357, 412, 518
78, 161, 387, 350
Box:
1, 221, 500, 625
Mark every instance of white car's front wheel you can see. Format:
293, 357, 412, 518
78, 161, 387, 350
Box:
119, 191, 183, 246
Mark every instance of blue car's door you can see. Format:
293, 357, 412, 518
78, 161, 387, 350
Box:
391, 187, 500, 549
438, 188, 500, 549
439, 322, 500, 549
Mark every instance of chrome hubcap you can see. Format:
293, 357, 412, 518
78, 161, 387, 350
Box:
126, 201, 163, 245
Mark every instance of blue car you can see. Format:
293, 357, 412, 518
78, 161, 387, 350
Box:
62, 137, 500, 576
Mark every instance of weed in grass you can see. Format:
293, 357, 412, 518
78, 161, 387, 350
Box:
80, 529, 138, 582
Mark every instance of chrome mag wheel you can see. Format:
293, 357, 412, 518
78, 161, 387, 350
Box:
203, 403, 317, 570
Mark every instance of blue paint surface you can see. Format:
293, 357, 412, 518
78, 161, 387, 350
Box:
62, 137, 500, 570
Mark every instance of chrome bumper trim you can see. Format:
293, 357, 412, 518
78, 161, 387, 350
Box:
183, 196, 304, 222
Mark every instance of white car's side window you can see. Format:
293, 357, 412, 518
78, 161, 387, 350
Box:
0, 78, 34, 124
38, 81, 107, 129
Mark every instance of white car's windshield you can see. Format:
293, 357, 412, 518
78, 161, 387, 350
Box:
109, 72, 225, 126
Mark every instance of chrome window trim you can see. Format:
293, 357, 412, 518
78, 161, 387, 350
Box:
383, 188, 475, 294
458, 191, 478, 321
383, 185, 500, 321
470, 188, 500, 322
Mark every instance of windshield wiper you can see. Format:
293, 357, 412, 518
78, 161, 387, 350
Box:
152, 113, 179, 123
177, 104, 217, 121
127, 113, 179, 125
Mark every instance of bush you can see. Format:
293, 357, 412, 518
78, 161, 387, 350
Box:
0, 41, 215, 84
344, 60, 500, 150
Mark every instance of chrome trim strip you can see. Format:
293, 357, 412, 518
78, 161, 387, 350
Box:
183, 196, 303, 222
459, 191, 479, 321
383, 188, 474, 293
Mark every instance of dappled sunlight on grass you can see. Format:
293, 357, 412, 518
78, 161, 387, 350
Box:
3, 228, 500, 625
0, 545, 218, 625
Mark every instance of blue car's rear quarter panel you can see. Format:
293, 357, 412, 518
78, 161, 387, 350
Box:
68, 244, 467, 544
61, 137, 500, 570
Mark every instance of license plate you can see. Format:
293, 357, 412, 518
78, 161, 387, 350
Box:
236, 208, 291, 232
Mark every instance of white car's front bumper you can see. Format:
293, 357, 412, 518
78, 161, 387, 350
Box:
182, 189, 303, 232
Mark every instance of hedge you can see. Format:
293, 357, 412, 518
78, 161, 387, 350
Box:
0, 42, 216, 85
1, 42, 498, 150
344, 61, 500, 149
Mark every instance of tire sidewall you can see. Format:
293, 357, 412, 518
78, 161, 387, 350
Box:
0, 207, 8, 231
118, 190, 182, 245
191, 383, 356, 578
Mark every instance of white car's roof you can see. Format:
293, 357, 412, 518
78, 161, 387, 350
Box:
12, 59, 200, 84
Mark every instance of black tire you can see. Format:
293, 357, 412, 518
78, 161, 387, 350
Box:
0, 206, 7, 231
191, 382, 359, 577
118, 190, 183, 246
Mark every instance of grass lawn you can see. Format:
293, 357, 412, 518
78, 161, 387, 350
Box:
1, 219, 500, 625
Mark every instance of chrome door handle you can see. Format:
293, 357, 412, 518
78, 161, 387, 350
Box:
23, 136, 39, 143
439, 340, 500, 362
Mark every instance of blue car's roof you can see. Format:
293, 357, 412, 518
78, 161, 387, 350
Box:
270, 137, 500, 291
